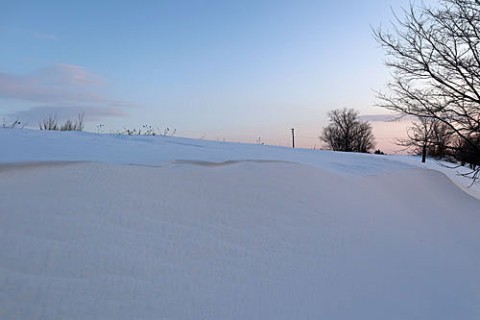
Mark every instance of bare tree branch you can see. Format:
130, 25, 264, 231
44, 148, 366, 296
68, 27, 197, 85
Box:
374, 0, 480, 180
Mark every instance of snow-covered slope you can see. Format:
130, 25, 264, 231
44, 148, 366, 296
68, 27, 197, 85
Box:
1, 128, 416, 174
1, 129, 479, 319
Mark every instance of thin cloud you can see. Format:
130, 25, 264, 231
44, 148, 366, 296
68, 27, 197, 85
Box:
359, 113, 407, 122
0, 64, 105, 104
9, 105, 127, 124
36, 63, 103, 86
1, 64, 132, 124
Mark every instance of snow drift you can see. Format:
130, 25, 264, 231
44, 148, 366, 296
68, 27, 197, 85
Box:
1, 129, 479, 319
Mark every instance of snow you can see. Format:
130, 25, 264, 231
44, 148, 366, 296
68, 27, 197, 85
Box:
1, 128, 480, 319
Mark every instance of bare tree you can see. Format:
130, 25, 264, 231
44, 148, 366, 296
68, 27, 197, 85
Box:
397, 117, 454, 162
374, 0, 480, 179
454, 133, 480, 174
428, 119, 455, 158
321, 108, 375, 153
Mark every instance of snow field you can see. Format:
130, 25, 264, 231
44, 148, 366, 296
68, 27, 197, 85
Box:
1, 129, 479, 319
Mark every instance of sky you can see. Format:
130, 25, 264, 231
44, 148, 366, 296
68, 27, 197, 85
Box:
1, 0, 413, 152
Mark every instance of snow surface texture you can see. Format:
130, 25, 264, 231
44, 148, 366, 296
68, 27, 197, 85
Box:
1, 129, 480, 319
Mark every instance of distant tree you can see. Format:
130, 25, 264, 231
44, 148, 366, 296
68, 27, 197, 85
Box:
321, 108, 375, 153
454, 133, 480, 173
428, 120, 454, 159
397, 117, 454, 162
374, 0, 480, 179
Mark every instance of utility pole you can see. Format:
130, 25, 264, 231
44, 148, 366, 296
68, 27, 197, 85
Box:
291, 128, 295, 148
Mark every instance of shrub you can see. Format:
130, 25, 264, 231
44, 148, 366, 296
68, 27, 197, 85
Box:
40, 114, 84, 131
122, 125, 176, 136
1, 118, 23, 129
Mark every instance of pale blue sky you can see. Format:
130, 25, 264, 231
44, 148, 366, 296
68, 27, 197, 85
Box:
1, 0, 411, 149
